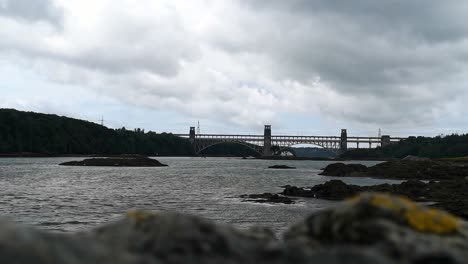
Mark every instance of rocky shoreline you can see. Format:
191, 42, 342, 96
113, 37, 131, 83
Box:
282, 179, 468, 219
242, 160, 468, 218
320, 160, 468, 180
2, 193, 468, 263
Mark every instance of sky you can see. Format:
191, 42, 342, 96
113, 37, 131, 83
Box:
1, 0, 468, 137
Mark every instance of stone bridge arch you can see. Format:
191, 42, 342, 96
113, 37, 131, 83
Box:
193, 139, 263, 156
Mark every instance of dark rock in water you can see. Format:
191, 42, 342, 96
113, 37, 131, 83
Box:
308, 180, 362, 200
280, 179, 468, 220
319, 163, 367, 176
0, 194, 467, 263
282, 179, 433, 201
60, 157, 168, 167
283, 185, 316, 197
320, 160, 468, 180
283, 180, 361, 200
365, 160, 468, 180
268, 165, 296, 169
240, 193, 295, 204
284, 192, 468, 264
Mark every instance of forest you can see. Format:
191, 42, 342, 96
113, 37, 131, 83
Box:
0, 109, 194, 156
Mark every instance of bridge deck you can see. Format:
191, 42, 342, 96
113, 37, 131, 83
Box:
175, 134, 404, 143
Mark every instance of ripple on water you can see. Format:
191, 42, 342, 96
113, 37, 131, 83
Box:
0, 157, 390, 233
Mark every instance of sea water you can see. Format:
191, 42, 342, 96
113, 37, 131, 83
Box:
0, 157, 400, 233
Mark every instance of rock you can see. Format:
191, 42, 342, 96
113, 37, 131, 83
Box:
402, 155, 431, 161
60, 157, 168, 167
281, 179, 468, 220
308, 180, 362, 200
240, 193, 295, 204
320, 160, 468, 180
89, 211, 285, 263
282, 180, 362, 200
283, 185, 316, 197
268, 165, 296, 169
0, 218, 137, 264
284, 193, 468, 263
365, 160, 468, 180
319, 163, 368, 177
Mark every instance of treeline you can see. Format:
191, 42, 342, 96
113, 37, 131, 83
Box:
0, 109, 193, 156
341, 134, 468, 159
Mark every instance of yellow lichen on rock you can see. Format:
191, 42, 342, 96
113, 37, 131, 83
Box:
126, 211, 157, 222
370, 194, 415, 213
361, 193, 461, 235
404, 208, 460, 235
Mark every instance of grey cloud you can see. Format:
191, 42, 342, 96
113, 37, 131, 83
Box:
244, 1, 468, 43
238, 0, 468, 86
1, 0, 468, 131
0, 2, 200, 78
0, 0, 62, 25
219, 1, 468, 126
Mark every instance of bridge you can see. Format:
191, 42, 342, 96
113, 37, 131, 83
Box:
176, 125, 405, 156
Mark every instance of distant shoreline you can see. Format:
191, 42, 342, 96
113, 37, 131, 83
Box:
0, 153, 395, 161
0, 153, 189, 158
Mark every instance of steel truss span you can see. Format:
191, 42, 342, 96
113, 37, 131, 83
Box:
176, 126, 405, 157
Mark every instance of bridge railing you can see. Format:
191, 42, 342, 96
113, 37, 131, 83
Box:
175, 134, 406, 143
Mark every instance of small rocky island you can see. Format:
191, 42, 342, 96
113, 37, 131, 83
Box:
60, 155, 168, 167
268, 165, 296, 169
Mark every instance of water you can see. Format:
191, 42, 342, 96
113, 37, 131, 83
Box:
0, 157, 400, 233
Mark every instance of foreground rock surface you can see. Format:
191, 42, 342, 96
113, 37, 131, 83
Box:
60, 156, 168, 167
320, 160, 468, 180
285, 193, 468, 264
1, 193, 468, 263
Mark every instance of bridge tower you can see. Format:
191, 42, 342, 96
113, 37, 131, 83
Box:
381, 135, 391, 147
189, 126, 196, 143
263, 125, 272, 156
340, 129, 348, 153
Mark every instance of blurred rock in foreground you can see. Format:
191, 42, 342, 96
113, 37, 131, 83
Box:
1, 193, 467, 263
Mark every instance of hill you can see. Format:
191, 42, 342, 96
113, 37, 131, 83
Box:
0, 109, 193, 156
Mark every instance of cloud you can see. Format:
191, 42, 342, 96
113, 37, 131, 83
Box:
0, 0, 61, 25
0, 0, 467, 132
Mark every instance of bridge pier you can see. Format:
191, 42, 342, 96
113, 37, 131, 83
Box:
263, 125, 272, 156
340, 129, 347, 154
189, 126, 196, 142
381, 135, 391, 147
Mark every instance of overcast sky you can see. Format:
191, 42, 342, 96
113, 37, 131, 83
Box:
1, 0, 467, 136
